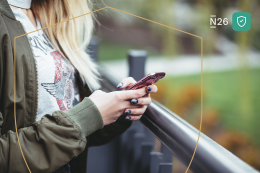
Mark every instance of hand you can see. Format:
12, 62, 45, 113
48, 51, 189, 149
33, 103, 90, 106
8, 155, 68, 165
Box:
89, 86, 150, 126
116, 77, 158, 121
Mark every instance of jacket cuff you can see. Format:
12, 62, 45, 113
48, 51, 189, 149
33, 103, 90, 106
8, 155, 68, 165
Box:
64, 97, 104, 137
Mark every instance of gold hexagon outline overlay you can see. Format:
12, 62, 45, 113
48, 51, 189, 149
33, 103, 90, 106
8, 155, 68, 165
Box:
13, 6, 203, 173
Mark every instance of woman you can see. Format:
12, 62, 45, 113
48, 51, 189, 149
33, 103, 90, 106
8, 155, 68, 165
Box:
0, 0, 158, 172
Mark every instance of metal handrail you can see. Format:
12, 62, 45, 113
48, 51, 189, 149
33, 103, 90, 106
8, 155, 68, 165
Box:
99, 67, 259, 173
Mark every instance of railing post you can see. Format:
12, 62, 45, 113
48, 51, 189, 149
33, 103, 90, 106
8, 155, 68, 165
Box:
128, 50, 147, 81
150, 152, 164, 173
127, 49, 148, 140
161, 144, 173, 163
87, 35, 100, 62
119, 130, 136, 173
140, 143, 153, 173
159, 163, 173, 173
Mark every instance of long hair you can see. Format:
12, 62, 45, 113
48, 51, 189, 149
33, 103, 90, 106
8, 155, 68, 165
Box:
31, 0, 101, 92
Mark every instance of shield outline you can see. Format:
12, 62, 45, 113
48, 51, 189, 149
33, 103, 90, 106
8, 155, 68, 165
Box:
237, 16, 246, 27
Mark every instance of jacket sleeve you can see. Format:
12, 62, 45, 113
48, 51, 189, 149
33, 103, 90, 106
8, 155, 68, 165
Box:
0, 97, 104, 173
88, 113, 132, 147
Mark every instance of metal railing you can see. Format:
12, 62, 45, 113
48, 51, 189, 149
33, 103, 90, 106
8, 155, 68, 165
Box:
88, 36, 260, 173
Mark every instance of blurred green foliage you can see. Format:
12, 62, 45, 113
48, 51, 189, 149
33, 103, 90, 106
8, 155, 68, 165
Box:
152, 68, 260, 169
153, 68, 260, 147
98, 40, 159, 61
98, 0, 260, 54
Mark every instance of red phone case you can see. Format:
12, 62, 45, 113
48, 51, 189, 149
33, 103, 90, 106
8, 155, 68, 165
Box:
127, 72, 166, 90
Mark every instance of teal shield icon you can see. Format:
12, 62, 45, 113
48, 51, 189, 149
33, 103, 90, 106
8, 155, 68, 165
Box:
237, 16, 246, 27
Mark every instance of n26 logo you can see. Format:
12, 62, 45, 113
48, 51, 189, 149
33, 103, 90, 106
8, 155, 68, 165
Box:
210, 15, 228, 28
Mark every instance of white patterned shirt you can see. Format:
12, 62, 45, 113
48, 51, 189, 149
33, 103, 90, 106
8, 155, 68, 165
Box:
11, 7, 81, 121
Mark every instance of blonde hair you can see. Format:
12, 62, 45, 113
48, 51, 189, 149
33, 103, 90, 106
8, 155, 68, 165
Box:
32, 0, 101, 92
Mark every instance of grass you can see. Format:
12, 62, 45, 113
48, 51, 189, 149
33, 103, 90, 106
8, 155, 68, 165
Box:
98, 40, 160, 61
163, 68, 260, 147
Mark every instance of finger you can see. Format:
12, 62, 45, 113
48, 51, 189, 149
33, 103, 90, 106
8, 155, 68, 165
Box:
120, 87, 148, 100
146, 84, 158, 94
116, 77, 136, 89
125, 114, 142, 121
130, 97, 151, 106
124, 106, 147, 116
123, 101, 143, 109
142, 93, 150, 97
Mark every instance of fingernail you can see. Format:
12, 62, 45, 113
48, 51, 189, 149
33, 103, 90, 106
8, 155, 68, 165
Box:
148, 87, 152, 92
117, 83, 123, 88
131, 99, 138, 104
125, 116, 131, 120
125, 110, 131, 115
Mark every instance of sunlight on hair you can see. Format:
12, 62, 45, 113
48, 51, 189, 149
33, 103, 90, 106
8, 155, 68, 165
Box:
32, 0, 101, 92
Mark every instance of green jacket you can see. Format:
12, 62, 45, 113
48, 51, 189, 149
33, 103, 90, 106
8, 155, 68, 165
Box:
0, 0, 131, 172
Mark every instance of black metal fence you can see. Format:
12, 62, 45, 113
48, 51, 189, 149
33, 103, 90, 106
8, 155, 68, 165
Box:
86, 36, 259, 173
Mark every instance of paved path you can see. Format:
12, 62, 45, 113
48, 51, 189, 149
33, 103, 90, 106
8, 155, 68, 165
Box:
100, 36, 260, 80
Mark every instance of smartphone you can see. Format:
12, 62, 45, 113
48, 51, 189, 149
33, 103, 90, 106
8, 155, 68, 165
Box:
126, 72, 166, 90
